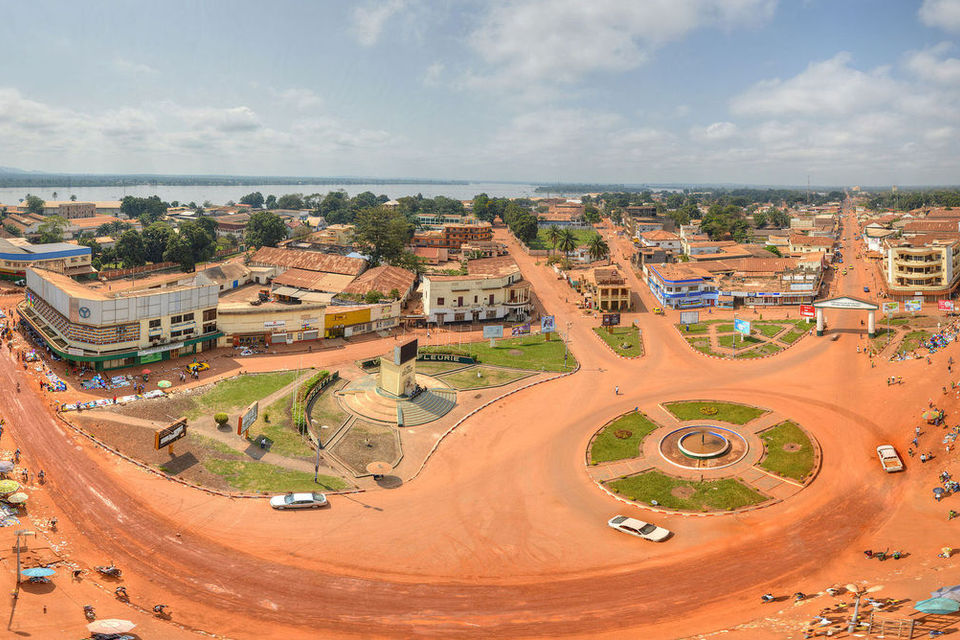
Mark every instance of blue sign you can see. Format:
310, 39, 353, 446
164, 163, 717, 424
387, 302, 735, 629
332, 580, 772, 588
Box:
734, 318, 751, 336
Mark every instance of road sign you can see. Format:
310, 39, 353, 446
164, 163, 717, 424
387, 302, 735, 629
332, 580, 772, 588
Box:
601, 313, 620, 327
734, 318, 751, 336
238, 401, 258, 436
882, 301, 899, 315
540, 315, 556, 334
482, 325, 504, 339
799, 304, 815, 318
679, 311, 699, 325
905, 298, 922, 313
939, 300, 955, 312
155, 417, 187, 451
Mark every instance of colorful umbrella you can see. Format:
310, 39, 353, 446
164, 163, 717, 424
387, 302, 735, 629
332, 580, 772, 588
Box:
915, 597, 960, 614
157, 380, 171, 388
932, 584, 960, 602
0, 461, 14, 473
20, 567, 55, 578
141, 369, 151, 375
5, 492, 28, 504
0, 479, 20, 494
87, 619, 136, 634
922, 409, 940, 420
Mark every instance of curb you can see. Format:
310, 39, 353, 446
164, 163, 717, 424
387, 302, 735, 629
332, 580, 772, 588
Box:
679, 325, 812, 362
591, 328, 645, 360
408, 363, 581, 482
592, 474, 781, 517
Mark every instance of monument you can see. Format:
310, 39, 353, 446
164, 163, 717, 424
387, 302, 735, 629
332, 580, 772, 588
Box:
378, 338, 418, 397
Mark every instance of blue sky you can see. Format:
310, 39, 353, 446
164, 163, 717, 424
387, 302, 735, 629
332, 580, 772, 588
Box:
2, 0, 959, 185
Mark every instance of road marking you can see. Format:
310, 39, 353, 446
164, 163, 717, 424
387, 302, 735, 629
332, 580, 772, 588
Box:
88, 486, 125, 522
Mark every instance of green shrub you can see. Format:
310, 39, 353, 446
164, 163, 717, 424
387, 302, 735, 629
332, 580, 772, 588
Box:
214, 412, 229, 426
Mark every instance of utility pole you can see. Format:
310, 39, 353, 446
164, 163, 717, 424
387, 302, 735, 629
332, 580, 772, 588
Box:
14, 530, 35, 597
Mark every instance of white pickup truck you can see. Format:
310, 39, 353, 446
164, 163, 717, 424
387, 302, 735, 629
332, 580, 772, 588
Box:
876, 445, 904, 473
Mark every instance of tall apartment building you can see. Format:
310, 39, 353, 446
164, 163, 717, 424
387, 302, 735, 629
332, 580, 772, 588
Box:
412, 222, 493, 250
883, 235, 960, 299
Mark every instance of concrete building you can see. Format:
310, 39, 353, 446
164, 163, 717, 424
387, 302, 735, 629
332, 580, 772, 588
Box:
0, 239, 93, 279
421, 256, 531, 324
788, 235, 834, 254
882, 235, 960, 299
645, 264, 719, 309
638, 230, 682, 251
40, 201, 95, 219
19, 268, 221, 370
217, 301, 325, 347
324, 301, 401, 337
580, 267, 632, 311
412, 222, 494, 251
340, 265, 416, 303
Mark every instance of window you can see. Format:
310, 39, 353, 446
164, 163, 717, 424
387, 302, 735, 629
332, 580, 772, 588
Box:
149, 319, 162, 328
203, 309, 217, 321
203, 323, 217, 334
457, 296, 463, 307
437, 297, 445, 306
473, 295, 478, 304
488, 294, 494, 305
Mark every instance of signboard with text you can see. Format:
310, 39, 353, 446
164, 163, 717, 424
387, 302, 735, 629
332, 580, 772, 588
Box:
734, 318, 751, 336
601, 313, 620, 327
155, 417, 187, 450
939, 300, 955, 312
799, 304, 815, 318
511, 323, 531, 336
394, 338, 419, 365
238, 402, 258, 436
482, 325, 504, 339
905, 298, 923, 313
679, 311, 700, 325
882, 301, 900, 315
540, 315, 556, 334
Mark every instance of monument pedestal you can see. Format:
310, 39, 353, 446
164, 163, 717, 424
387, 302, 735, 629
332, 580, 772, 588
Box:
378, 357, 416, 397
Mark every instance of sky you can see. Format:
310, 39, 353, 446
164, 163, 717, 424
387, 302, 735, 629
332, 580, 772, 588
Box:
1, 0, 960, 186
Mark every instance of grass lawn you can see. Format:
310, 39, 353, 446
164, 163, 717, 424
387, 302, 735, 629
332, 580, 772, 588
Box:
606, 470, 768, 511
186, 372, 298, 419
717, 334, 761, 348
738, 342, 782, 358
185, 433, 243, 458
421, 333, 577, 371
897, 330, 931, 353
759, 421, 815, 481
593, 326, 644, 357
716, 324, 735, 333
664, 401, 767, 424
415, 361, 469, 375
590, 411, 661, 463
529, 226, 599, 251
677, 323, 710, 333
870, 327, 898, 352
780, 324, 811, 344
888, 315, 917, 326
203, 458, 348, 492
245, 394, 315, 458
752, 323, 785, 338
439, 365, 532, 389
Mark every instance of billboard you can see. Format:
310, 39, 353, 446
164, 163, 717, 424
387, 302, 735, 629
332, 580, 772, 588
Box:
905, 298, 923, 313
601, 313, 621, 327
394, 338, 419, 365
799, 304, 815, 318
882, 301, 900, 315
679, 311, 700, 325
540, 315, 556, 334
238, 401, 259, 436
511, 323, 531, 336
482, 325, 504, 339
155, 417, 187, 450
939, 300, 955, 312
734, 318, 751, 336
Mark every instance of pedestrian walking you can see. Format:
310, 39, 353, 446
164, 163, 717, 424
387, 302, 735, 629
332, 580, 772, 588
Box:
913, 437, 919, 447
21, 468, 27, 482
13, 448, 19, 463
614, 386, 619, 395
908, 448, 915, 457
917, 426, 922, 436
37, 470, 44, 484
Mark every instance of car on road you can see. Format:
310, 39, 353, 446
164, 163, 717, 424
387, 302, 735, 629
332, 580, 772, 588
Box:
270, 492, 329, 510
876, 445, 904, 472
607, 515, 670, 541
863, 286, 870, 292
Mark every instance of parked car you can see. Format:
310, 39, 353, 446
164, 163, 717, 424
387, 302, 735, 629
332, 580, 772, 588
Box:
270, 492, 329, 510
876, 445, 904, 473
607, 515, 670, 541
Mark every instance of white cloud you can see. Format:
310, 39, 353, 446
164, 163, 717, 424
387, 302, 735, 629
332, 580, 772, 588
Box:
465, 0, 776, 91
905, 42, 960, 83
692, 121, 738, 141
422, 62, 444, 87
351, 0, 406, 46
275, 88, 324, 110
919, 0, 960, 33
730, 52, 898, 117
113, 58, 158, 76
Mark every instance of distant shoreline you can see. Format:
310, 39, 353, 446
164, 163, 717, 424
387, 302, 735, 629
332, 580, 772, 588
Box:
0, 174, 472, 189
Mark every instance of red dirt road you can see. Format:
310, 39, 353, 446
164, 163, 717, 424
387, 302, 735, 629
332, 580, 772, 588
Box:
3, 206, 958, 638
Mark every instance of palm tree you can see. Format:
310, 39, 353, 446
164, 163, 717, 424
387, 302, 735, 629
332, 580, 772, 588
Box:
557, 228, 576, 256
546, 225, 562, 255
587, 232, 610, 263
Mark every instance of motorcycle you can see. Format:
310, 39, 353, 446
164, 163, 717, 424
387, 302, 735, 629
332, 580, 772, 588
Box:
114, 586, 129, 602
95, 565, 122, 578
153, 604, 171, 618
84, 605, 96, 620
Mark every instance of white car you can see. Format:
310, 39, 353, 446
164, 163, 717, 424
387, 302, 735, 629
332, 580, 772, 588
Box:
607, 515, 671, 541
270, 492, 329, 510
876, 445, 904, 473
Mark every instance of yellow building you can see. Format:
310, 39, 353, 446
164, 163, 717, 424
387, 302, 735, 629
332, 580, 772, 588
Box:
581, 266, 632, 311
217, 302, 325, 346
883, 235, 960, 298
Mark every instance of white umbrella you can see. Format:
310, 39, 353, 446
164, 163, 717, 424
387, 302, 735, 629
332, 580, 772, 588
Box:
87, 619, 136, 633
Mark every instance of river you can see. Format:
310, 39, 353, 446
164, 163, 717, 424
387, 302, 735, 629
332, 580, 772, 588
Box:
0, 182, 559, 206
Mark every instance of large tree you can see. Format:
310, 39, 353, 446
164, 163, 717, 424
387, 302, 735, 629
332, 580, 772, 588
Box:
472, 193, 493, 223
239, 191, 265, 209
116, 229, 146, 267
24, 194, 45, 215
142, 222, 174, 263
546, 225, 562, 255
557, 228, 576, 255
36, 215, 67, 243
120, 195, 167, 225
245, 211, 288, 248
179, 220, 216, 265
587, 233, 610, 263
163, 233, 196, 271
353, 206, 412, 265
275, 193, 305, 210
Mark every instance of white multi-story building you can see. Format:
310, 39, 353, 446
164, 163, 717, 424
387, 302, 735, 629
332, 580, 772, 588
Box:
421, 257, 531, 324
